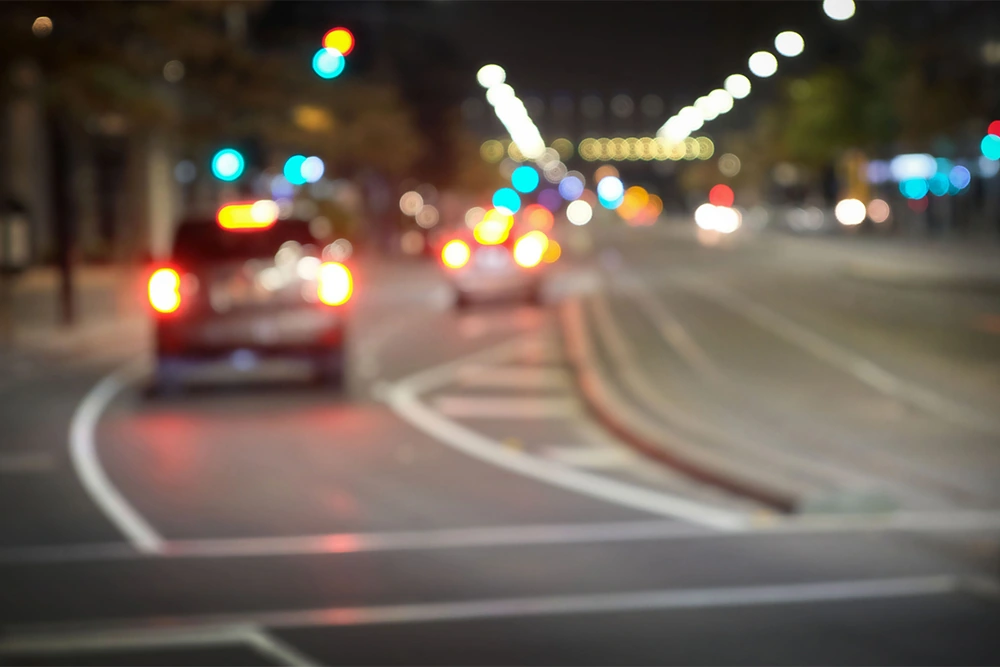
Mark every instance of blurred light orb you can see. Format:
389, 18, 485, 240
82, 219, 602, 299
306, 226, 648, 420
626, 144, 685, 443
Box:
477, 64, 506, 88
867, 160, 891, 184
989, 120, 1000, 137
174, 160, 196, 184
283, 155, 307, 186
312, 48, 345, 79
610, 94, 635, 118
714, 206, 742, 234
211, 149, 244, 181
694, 96, 719, 122
415, 205, 439, 228
465, 207, 486, 228
400, 230, 425, 256
598, 193, 624, 210
823, 0, 856, 21
538, 188, 562, 212
163, 60, 185, 83
834, 198, 866, 225
724, 74, 752, 99
543, 240, 562, 263
718, 153, 741, 177
544, 162, 568, 183
511, 165, 539, 193
566, 200, 593, 226
928, 173, 950, 197
524, 204, 555, 231
32, 16, 52, 37
774, 31, 804, 57
678, 106, 704, 132
979, 156, 1000, 178
708, 184, 734, 207
594, 165, 620, 183
981, 134, 1000, 160
480, 140, 504, 163
596, 176, 624, 202
492, 187, 521, 213
948, 165, 971, 190
558, 174, 585, 201
399, 191, 423, 216
748, 51, 778, 78
867, 199, 890, 223
694, 203, 717, 230
708, 89, 734, 114
890, 153, 936, 181
900, 178, 929, 200
301, 156, 325, 183
552, 138, 574, 160
485, 83, 515, 106
322, 27, 355, 56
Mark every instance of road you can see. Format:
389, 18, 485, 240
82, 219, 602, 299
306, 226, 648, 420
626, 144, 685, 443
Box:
0, 223, 998, 665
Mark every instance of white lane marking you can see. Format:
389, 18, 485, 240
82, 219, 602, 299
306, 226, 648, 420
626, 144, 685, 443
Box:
541, 444, 639, 469
681, 277, 1000, 437
384, 337, 748, 531
433, 395, 580, 419
0, 576, 959, 647
3, 508, 1000, 564
0, 452, 55, 474
0, 623, 318, 666
456, 364, 570, 389
69, 360, 164, 554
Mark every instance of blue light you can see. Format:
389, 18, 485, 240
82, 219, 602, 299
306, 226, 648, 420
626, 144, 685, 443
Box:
981, 134, 1000, 160
899, 178, 928, 200
284, 155, 307, 186
270, 175, 294, 199
597, 176, 624, 202
211, 148, 244, 181
301, 156, 325, 183
949, 165, 971, 190
980, 156, 1000, 178
313, 48, 345, 79
558, 175, 584, 201
492, 187, 521, 213
598, 193, 624, 210
511, 166, 539, 194
538, 188, 562, 212
928, 173, 949, 197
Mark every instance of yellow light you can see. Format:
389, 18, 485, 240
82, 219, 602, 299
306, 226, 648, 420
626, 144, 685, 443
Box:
542, 240, 562, 263
513, 231, 548, 268
474, 209, 512, 245
317, 262, 353, 306
697, 137, 715, 160
293, 105, 335, 133
441, 239, 471, 269
551, 138, 574, 159
480, 140, 504, 163
148, 268, 181, 314
218, 201, 278, 230
322, 27, 355, 56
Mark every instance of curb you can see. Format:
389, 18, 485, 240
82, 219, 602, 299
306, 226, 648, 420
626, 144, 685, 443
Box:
559, 297, 797, 512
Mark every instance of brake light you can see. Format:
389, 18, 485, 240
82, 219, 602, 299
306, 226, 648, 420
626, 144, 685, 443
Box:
217, 200, 279, 231
513, 230, 548, 268
148, 268, 181, 314
441, 240, 470, 269
318, 261, 353, 306
473, 208, 513, 245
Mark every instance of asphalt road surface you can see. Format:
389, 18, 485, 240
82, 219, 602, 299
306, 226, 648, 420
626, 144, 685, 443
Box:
1, 224, 998, 666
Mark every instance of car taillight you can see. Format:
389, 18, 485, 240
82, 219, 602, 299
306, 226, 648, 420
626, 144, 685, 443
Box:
513, 230, 548, 268
318, 262, 353, 306
149, 268, 181, 314
441, 240, 470, 269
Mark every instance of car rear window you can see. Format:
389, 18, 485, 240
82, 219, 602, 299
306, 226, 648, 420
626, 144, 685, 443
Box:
172, 219, 318, 263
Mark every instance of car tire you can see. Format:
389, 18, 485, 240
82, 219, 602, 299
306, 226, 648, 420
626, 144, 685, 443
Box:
313, 348, 346, 389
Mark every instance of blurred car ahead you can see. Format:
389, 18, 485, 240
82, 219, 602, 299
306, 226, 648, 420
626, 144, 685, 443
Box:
437, 211, 553, 307
148, 201, 353, 392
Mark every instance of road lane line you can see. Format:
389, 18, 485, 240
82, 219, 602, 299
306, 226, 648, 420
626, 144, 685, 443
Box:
69, 360, 164, 554
456, 364, 570, 389
680, 277, 1000, 436
242, 628, 321, 667
433, 395, 580, 419
384, 338, 748, 531
540, 444, 638, 469
0, 576, 960, 647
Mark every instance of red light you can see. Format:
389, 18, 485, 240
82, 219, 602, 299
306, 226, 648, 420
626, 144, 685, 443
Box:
323, 27, 355, 56
523, 204, 554, 231
907, 197, 928, 213
148, 268, 181, 314
708, 184, 734, 207
441, 240, 470, 269
513, 231, 548, 268
989, 121, 1000, 137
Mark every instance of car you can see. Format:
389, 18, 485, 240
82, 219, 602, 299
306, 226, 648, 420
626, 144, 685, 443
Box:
148, 201, 353, 392
437, 211, 553, 307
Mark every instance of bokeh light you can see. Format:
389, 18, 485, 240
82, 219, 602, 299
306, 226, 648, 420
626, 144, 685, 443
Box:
32, 16, 52, 37
708, 89, 734, 115
416, 205, 439, 228
900, 178, 929, 199
748, 51, 778, 78
543, 240, 562, 263
594, 165, 620, 183
718, 153, 741, 177
695, 96, 718, 122
566, 200, 593, 226
538, 188, 562, 212
823, 0, 856, 20
513, 230, 549, 268
949, 165, 971, 190
492, 187, 521, 213
867, 199, 890, 223
480, 140, 504, 163
927, 172, 950, 197
441, 239, 470, 269
908, 197, 929, 213
476, 64, 506, 88
322, 27, 355, 56
708, 184, 734, 207
283, 155, 307, 186
523, 204, 555, 231
465, 206, 486, 229
511, 165, 540, 193
211, 148, 244, 181
474, 210, 513, 245
834, 198, 866, 225
551, 138, 574, 160
980, 156, 1000, 178
163, 60, 185, 83
558, 174, 585, 201
596, 176, 624, 202
301, 156, 325, 183
981, 134, 1000, 160
774, 31, 804, 57
724, 74, 752, 99
312, 48, 345, 79
399, 191, 423, 216
989, 120, 1000, 137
